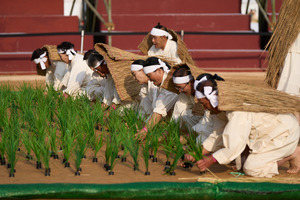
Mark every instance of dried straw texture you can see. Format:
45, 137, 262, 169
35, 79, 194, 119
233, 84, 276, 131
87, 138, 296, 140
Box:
217, 81, 300, 114
138, 29, 196, 66
36, 45, 61, 76
265, 0, 300, 88
42, 45, 61, 61
94, 43, 148, 101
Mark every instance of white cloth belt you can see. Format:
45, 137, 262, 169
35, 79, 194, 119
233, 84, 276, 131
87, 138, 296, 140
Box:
150, 28, 173, 40
173, 74, 193, 84
33, 52, 47, 70
131, 64, 143, 71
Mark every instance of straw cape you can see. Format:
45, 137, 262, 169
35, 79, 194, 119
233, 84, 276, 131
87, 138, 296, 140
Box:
265, 0, 300, 88
94, 43, 148, 102
36, 45, 62, 76
216, 81, 300, 114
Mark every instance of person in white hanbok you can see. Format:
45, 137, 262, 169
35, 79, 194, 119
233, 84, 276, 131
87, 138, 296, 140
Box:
171, 66, 215, 142
188, 73, 300, 178
131, 59, 158, 118
84, 50, 120, 108
57, 42, 94, 97
83, 50, 105, 101
148, 23, 182, 64
31, 48, 68, 91
135, 57, 178, 139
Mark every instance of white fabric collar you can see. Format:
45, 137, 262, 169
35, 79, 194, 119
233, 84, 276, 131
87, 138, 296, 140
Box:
33, 52, 47, 70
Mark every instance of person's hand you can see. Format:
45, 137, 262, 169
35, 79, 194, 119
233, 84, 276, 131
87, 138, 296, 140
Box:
195, 155, 216, 172
178, 154, 196, 167
135, 127, 147, 141
63, 93, 69, 99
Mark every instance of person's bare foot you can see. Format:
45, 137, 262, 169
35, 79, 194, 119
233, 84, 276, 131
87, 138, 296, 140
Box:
287, 146, 300, 174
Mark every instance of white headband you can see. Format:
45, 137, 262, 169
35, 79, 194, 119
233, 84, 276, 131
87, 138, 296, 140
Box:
94, 59, 104, 68
173, 74, 193, 84
143, 59, 170, 74
194, 76, 218, 108
150, 28, 173, 40
57, 48, 77, 60
33, 52, 47, 70
131, 64, 143, 71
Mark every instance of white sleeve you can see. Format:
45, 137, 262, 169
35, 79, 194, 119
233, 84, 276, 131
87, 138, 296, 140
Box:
170, 42, 182, 64
64, 61, 86, 96
153, 88, 178, 117
171, 93, 191, 120
45, 65, 55, 86
86, 74, 105, 101
211, 111, 252, 165
52, 61, 68, 91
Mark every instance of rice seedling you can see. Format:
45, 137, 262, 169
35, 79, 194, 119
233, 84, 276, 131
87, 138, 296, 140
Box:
73, 130, 88, 176
148, 123, 165, 163
0, 84, 11, 131
38, 139, 51, 176
0, 132, 7, 165
125, 133, 140, 171
162, 120, 181, 170
61, 129, 77, 168
21, 130, 33, 160
165, 137, 184, 176
184, 132, 205, 173
31, 135, 43, 169
121, 107, 145, 133
104, 134, 113, 171
48, 124, 59, 159
5, 104, 20, 177
90, 130, 104, 163
142, 135, 151, 175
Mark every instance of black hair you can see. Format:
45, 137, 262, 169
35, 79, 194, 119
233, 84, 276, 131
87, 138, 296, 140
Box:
86, 51, 104, 68
195, 73, 224, 92
143, 56, 171, 70
154, 22, 168, 32
131, 59, 146, 66
57, 41, 75, 53
31, 48, 47, 61
83, 49, 96, 60
172, 64, 191, 77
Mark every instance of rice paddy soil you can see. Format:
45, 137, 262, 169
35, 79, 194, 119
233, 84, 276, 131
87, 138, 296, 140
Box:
0, 72, 299, 185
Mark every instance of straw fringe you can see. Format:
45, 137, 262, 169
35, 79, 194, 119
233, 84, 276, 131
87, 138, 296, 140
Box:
94, 43, 148, 101
217, 81, 300, 114
265, 0, 300, 88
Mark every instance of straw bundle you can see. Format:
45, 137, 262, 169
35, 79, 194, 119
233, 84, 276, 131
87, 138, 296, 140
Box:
94, 43, 148, 101
138, 29, 196, 67
42, 45, 61, 61
217, 81, 300, 114
265, 0, 300, 88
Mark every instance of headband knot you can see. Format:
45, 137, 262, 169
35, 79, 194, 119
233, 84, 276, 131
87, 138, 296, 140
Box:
33, 52, 47, 70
